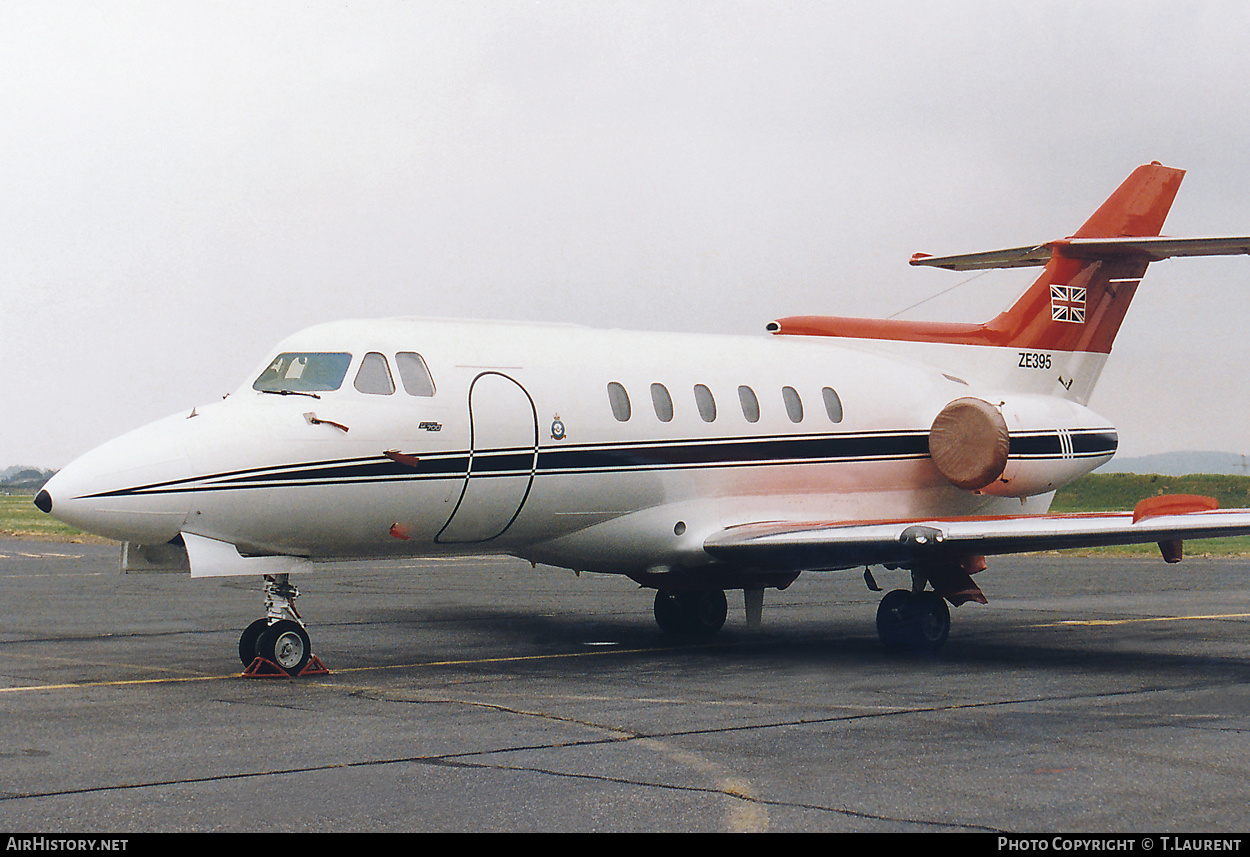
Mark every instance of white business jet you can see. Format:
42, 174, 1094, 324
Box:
35, 163, 1250, 673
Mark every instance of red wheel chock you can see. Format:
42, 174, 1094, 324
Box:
242, 655, 331, 678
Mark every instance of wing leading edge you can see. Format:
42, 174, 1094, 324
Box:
703, 499, 1250, 574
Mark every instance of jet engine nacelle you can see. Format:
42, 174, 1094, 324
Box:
929, 395, 1117, 498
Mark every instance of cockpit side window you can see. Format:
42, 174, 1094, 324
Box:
395, 352, 436, 397
354, 352, 396, 395
253, 353, 352, 393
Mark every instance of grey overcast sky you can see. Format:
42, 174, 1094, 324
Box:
4, 1, 1250, 468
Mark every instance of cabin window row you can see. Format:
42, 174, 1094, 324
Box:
607, 382, 843, 425
253, 352, 436, 397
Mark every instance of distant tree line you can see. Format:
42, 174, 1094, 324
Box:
0, 467, 56, 491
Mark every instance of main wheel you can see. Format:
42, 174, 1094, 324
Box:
876, 589, 917, 650
257, 619, 312, 674
238, 618, 269, 667
653, 589, 728, 639
654, 591, 684, 636
682, 589, 728, 638
876, 589, 951, 653
911, 591, 950, 652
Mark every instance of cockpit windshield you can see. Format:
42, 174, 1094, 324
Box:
253, 353, 353, 393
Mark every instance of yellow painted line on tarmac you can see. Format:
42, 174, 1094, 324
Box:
0, 644, 677, 694
1035, 612, 1250, 628
0, 673, 233, 693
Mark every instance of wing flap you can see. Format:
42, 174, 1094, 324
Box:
703, 507, 1250, 572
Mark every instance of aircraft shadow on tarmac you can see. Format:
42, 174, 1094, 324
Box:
328, 603, 1250, 683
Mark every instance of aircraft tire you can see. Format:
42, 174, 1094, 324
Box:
683, 589, 728, 638
653, 591, 684, 636
876, 589, 916, 650
257, 619, 312, 674
876, 589, 950, 654
653, 589, 728, 639
238, 618, 269, 667
913, 591, 951, 652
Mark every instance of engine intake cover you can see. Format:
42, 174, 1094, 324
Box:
929, 398, 1010, 491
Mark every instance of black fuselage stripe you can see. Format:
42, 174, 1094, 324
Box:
86, 428, 1118, 497
1010, 430, 1119, 457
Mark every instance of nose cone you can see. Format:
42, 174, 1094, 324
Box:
42, 412, 197, 543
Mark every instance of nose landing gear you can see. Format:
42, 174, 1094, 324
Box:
238, 574, 329, 677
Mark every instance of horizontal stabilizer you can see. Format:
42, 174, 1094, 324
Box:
910, 235, 1250, 271
704, 505, 1250, 572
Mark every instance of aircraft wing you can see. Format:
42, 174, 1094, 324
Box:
702, 501, 1250, 572
910, 236, 1250, 271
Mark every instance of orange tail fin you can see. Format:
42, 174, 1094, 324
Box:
771, 163, 1186, 355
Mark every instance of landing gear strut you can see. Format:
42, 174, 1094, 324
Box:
875, 587, 950, 654
238, 574, 316, 675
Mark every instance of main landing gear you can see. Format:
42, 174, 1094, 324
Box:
646, 570, 958, 653
238, 574, 324, 676
653, 589, 729, 639
874, 583, 951, 654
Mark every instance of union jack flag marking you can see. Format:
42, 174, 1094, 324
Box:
1051, 285, 1086, 323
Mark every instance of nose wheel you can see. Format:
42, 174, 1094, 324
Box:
238, 574, 327, 676
239, 617, 269, 666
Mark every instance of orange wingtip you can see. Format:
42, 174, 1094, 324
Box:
1132, 494, 1219, 524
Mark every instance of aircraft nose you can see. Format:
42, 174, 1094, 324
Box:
43, 411, 197, 543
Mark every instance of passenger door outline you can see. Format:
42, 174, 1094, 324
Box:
436, 372, 538, 543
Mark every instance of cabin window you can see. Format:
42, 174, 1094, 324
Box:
738, 385, 760, 423
253, 352, 352, 393
694, 384, 717, 422
395, 352, 436, 397
651, 383, 674, 422
782, 386, 804, 422
354, 352, 396, 395
607, 382, 631, 421
822, 387, 844, 423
